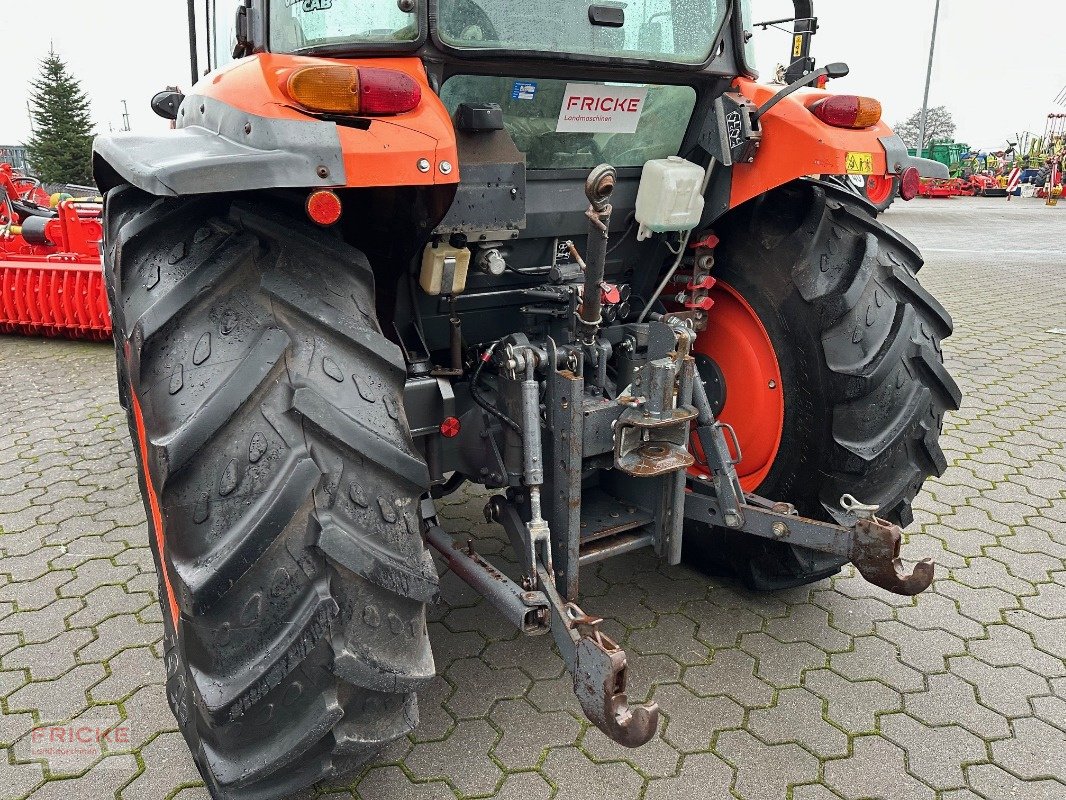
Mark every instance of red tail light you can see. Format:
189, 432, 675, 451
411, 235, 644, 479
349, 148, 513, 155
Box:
810, 95, 882, 129
284, 66, 421, 116
898, 167, 921, 201
358, 67, 422, 115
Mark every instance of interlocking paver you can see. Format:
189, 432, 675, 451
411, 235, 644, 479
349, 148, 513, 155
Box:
874, 620, 966, 673
1, 198, 1064, 800
489, 698, 581, 770
7, 663, 103, 721
990, 717, 1066, 781
653, 683, 745, 754
405, 718, 503, 796
119, 731, 204, 800
643, 752, 734, 800
540, 746, 643, 800
950, 656, 1051, 718
443, 657, 530, 719
829, 636, 926, 693
879, 713, 987, 790
716, 730, 820, 800
354, 766, 456, 800
0, 756, 45, 799
683, 648, 775, 707
1003, 609, 1066, 659
746, 687, 848, 758
1032, 694, 1066, 733
966, 763, 1066, 800
25, 756, 140, 800
740, 631, 827, 686
804, 669, 903, 734
1, 629, 95, 680
822, 736, 936, 800
967, 624, 1064, 674
490, 771, 553, 800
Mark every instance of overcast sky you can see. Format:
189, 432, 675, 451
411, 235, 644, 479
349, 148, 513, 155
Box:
1, 1, 1063, 150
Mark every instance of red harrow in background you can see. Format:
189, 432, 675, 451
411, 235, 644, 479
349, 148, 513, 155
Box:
0, 163, 110, 341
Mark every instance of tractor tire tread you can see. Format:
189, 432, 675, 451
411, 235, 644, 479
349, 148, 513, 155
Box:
104, 188, 436, 800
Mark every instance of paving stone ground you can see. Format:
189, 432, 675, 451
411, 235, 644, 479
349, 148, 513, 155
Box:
1, 196, 1064, 800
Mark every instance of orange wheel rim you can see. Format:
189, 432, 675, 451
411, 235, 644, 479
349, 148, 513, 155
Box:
690, 281, 784, 492
865, 175, 894, 205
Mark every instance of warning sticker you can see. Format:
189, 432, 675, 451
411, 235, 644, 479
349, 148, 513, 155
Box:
556, 83, 648, 134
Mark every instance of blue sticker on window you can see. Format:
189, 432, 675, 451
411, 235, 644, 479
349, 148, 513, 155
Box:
512, 81, 538, 101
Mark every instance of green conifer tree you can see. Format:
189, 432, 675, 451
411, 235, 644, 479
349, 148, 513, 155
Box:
25, 50, 95, 185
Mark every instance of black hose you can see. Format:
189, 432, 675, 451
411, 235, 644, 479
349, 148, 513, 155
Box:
471, 341, 521, 434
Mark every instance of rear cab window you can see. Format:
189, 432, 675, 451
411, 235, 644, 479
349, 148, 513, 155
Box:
440, 76, 697, 169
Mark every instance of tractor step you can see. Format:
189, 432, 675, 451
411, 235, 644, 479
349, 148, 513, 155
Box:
579, 530, 656, 567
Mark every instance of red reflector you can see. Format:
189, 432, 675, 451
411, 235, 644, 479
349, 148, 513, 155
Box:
306, 190, 342, 226
899, 167, 921, 201
811, 95, 882, 129
359, 67, 422, 115
440, 417, 461, 438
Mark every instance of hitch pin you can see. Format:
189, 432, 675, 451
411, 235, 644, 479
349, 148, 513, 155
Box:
840, 494, 881, 521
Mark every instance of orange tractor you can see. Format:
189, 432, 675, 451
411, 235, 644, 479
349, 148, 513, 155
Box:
93, 2, 959, 797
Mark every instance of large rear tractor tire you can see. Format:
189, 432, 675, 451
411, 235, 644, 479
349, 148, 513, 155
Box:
103, 189, 438, 798
685, 180, 961, 590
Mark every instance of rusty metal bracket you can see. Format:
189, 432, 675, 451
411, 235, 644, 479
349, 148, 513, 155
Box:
615, 354, 697, 478
686, 388, 933, 596
684, 491, 935, 596
850, 516, 935, 596
537, 565, 660, 747
426, 526, 550, 634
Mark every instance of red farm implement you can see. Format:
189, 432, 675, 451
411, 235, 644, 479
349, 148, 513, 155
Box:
917, 177, 963, 198
0, 163, 110, 340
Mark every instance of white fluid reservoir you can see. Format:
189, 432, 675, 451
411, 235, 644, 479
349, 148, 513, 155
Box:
634, 156, 706, 241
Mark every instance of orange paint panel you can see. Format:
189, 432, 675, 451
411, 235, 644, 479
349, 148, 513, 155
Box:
729, 78, 892, 209
192, 54, 459, 189
129, 386, 181, 625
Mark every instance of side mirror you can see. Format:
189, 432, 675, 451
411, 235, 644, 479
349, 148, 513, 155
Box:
151, 90, 184, 121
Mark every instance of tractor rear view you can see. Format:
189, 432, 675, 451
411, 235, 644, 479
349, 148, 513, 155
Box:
93, 2, 961, 797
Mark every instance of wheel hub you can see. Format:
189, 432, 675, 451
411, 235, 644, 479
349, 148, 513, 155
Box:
694, 353, 727, 418
864, 174, 894, 205
691, 281, 784, 492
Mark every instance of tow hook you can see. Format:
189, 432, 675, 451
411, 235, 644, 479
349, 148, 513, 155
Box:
842, 496, 935, 596
538, 566, 660, 748
687, 372, 936, 598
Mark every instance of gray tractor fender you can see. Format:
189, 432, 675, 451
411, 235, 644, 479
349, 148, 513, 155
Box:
92, 94, 347, 196
880, 134, 949, 180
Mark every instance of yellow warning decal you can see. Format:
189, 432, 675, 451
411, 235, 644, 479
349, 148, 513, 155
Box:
845, 152, 874, 175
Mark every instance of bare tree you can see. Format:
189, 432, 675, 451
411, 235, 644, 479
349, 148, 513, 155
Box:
893, 106, 956, 150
